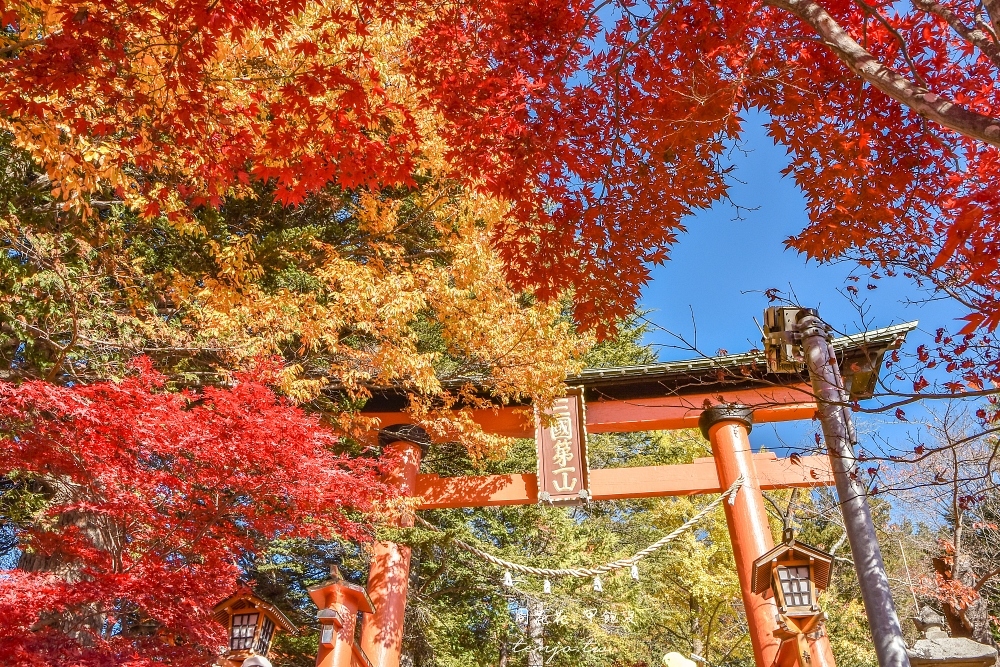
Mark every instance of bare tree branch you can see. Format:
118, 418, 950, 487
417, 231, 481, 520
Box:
855, 0, 930, 86
766, 0, 1000, 147
973, 565, 1000, 591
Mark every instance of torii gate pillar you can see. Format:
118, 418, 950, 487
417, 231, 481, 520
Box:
359, 428, 428, 667
700, 406, 835, 667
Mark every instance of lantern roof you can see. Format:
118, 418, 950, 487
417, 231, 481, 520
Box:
751, 540, 834, 595
212, 588, 297, 634
307, 567, 376, 614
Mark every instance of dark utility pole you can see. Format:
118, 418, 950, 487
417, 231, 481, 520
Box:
763, 307, 910, 667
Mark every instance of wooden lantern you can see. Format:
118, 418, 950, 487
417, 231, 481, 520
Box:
752, 536, 834, 667
213, 588, 296, 667
751, 538, 833, 617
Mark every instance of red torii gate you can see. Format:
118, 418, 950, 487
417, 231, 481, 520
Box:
314, 322, 916, 667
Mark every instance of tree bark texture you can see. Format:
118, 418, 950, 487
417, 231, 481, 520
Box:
934, 555, 995, 645
767, 0, 1000, 148
18, 477, 119, 642
526, 598, 545, 667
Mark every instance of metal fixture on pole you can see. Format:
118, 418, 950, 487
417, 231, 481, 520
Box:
763, 307, 910, 667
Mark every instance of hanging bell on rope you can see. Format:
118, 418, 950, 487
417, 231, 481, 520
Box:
503, 570, 513, 587
630, 563, 640, 582
593, 575, 603, 592
543, 579, 552, 594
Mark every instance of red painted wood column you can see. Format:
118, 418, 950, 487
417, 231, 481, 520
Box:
700, 406, 838, 667
775, 633, 837, 667
700, 406, 782, 667
808, 635, 837, 667
359, 427, 427, 667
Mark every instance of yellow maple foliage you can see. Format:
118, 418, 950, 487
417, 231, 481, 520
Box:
0, 0, 589, 457
178, 180, 588, 457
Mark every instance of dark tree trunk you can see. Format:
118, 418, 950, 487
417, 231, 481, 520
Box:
18, 477, 119, 643
934, 555, 995, 645
526, 598, 545, 667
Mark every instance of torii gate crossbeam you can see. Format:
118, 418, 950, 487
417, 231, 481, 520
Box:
416, 452, 833, 509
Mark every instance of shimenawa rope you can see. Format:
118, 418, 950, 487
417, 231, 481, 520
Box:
414, 475, 745, 579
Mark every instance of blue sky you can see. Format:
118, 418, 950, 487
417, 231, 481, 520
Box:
637, 110, 966, 455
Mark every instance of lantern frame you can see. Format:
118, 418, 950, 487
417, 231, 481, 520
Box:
769, 558, 818, 616
751, 539, 833, 618
212, 589, 296, 664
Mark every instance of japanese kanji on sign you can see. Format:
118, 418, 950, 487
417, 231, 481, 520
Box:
534, 387, 590, 504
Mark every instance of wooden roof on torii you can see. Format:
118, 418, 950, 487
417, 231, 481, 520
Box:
364, 321, 917, 438
360, 321, 917, 510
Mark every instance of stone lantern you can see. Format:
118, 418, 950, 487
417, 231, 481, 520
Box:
752, 532, 834, 667
907, 606, 997, 667
213, 588, 296, 667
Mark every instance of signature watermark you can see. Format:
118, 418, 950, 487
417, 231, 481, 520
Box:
509, 637, 606, 664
